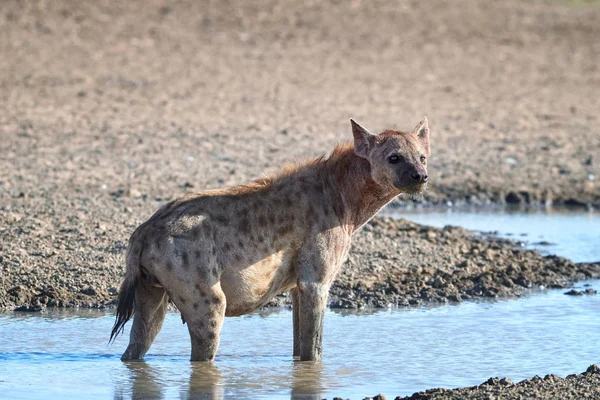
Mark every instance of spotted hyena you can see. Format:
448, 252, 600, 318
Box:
110, 118, 431, 361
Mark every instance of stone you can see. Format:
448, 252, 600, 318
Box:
14, 304, 43, 312
585, 364, 600, 375
564, 289, 583, 296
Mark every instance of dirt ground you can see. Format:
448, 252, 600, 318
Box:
1, 0, 600, 398
1, 0, 599, 211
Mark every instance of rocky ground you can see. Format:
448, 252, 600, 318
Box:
269, 217, 600, 309
393, 364, 600, 400
1, 0, 599, 398
356, 364, 600, 400
3, 215, 599, 311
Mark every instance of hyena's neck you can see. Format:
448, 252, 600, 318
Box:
324, 145, 399, 232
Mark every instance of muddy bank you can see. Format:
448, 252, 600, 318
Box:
390, 364, 600, 400
2, 216, 599, 311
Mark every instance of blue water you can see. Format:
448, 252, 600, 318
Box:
389, 208, 600, 263
0, 211, 599, 399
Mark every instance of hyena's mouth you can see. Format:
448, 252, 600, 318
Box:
403, 182, 427, 195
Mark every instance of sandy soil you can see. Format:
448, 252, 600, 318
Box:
1, 0, 600, 398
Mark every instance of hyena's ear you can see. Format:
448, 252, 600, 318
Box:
351, 119, 376, 159
412, 116, 430, 157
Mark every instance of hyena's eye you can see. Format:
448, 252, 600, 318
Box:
388, 155, 403, 164
420, 155, 426, 164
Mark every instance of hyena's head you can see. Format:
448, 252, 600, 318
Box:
351, 117, 431, 195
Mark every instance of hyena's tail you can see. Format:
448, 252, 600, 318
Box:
109, 234, 143, 343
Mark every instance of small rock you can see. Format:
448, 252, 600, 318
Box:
110, 188, 125, 198
585, 364, 600, 375
483, 377, 500, 386
448, 294, 461, 302
14, 304, 43, 312
499, 377, 513, 386
544, 374, 560, 381
515, 276, 532, 288
81, 286, 97, 296
505, 192, 521, 204
564, 198, 586, 208
181, 182, 194, 189
432, 277, 445, 289
564, 289, 583, 296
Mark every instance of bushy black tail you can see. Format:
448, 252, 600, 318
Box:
109, 240, 142, 343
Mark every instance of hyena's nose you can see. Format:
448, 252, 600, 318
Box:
411, 172, 428, 183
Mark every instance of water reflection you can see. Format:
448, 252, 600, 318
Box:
290, 361, 324, 400
116, 361, 165, 400
186, 363, 223, 400
112, 359, 324, 400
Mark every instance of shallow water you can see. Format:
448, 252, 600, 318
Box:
1, 211, 599, 399
1, 285, 599, 400
390, 208, 600, 263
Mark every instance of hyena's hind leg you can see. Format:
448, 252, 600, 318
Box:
121, 283, 169, 361
172, 280, 227, 362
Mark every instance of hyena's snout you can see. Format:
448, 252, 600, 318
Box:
398, 164, 428, 191
409, 169, 428, 184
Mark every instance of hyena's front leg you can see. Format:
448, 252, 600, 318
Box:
296, 280, 330, 361
295, 230, 350, 361
292, 287, 301, 358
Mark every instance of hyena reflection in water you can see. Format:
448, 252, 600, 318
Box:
110, 118, 431, 362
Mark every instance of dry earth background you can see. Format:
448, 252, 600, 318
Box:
1, 0, 600, 399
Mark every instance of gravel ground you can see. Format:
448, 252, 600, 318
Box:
1, 0, 599, 398
392, 364, 600, 400
3, 215, 599, 311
